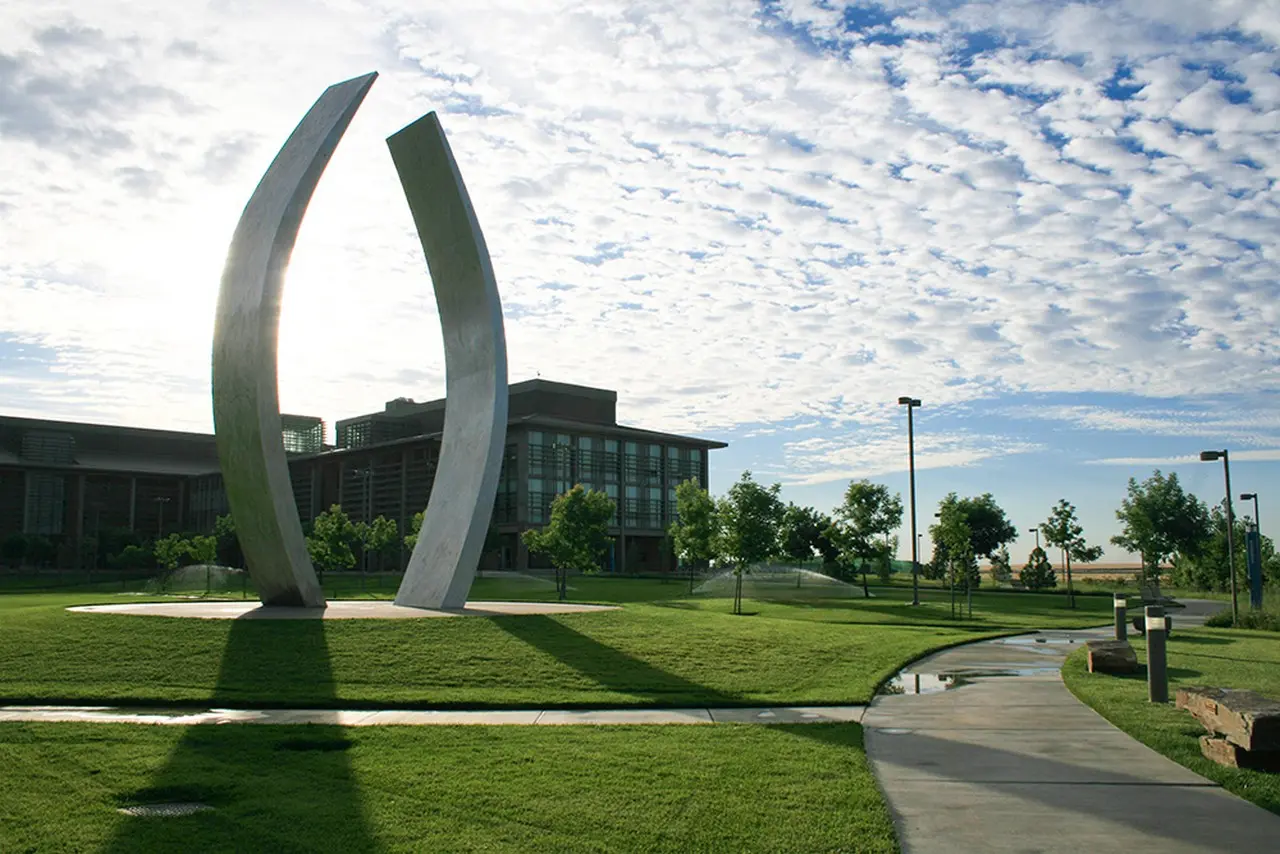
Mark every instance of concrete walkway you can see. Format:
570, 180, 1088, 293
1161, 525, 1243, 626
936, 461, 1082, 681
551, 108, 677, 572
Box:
864, 608, 1280, 853
0, 704, 864, 727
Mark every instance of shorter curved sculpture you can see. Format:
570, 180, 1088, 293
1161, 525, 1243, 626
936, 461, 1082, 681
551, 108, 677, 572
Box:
388, 114, 509, 610
212, 72, 377, 607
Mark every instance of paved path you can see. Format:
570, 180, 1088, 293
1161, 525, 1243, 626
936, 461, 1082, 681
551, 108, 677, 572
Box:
864, 604, 1280, 853
0, 704, 864, 727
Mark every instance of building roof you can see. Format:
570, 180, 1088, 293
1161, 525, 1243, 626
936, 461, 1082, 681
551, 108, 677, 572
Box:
511, 415, 728, 448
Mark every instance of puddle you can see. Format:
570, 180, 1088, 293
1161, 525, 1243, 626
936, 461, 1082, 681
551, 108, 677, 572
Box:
880, 672, 967, 695
999, 636, 1080, 646
881, 666, 1061, 695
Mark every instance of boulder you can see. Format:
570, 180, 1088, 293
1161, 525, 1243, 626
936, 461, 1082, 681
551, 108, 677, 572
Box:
1199, 736, 1280, 771
1177, 686, 1280, 752
1086, 640, 1139, 674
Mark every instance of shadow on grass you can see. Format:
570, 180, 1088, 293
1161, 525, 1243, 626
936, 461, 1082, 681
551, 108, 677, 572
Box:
102, 619, 378, 852
1169, 635, 1234, 646
493, 614, 742, 706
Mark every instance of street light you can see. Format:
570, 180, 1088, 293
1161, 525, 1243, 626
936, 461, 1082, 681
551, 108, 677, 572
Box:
1200, 450, 1238, 625
1240, 492, 1260, 536
154, 496, 171, 537
898, 396, 923, 605
1029, 526, 1040, 550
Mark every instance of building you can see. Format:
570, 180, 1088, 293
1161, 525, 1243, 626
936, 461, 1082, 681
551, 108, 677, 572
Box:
1, 380, 726, 573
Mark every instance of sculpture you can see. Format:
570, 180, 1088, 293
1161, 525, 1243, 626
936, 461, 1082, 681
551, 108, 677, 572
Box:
212, 73, 508, 610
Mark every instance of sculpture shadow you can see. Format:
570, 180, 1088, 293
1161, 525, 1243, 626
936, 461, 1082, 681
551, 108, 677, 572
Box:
102, 619, 379, 852
492, 614, 741, 707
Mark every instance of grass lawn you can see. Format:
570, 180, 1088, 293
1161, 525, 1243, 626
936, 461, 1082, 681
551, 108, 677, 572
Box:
0, 578, 1110, 710
0, 721, 893, 853
1063, 627, 1280, 816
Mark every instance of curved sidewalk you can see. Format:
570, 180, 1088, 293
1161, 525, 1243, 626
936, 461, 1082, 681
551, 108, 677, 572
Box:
0, 704, 864, 727
863, 620, 1280, 853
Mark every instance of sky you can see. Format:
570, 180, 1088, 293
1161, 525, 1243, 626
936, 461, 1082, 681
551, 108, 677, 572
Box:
1, 0, 1277, 563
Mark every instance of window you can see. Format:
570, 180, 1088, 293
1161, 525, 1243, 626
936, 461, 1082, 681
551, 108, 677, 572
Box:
649, 444, 661, 457
529, 431, 543, 446
578, 436, 593, 451
667, 446, 678, 459
691, 449, 701, 462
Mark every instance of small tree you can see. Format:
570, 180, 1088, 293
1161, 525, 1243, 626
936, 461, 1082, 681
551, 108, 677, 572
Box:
714, 471, 784, 615
989, 545, 1013, 585
1111, 470, 1210, 590
1020, 546, 1056, 591
777, 503, 826, 566
1040, 499, 1104, 609
1, 533, 26, 569
523, 485, 615, 600
364, 515, 400, 571
831, 480, 903, 597
187, 535, 217, 565
669, 478, 719, 593
154, 534, 189, 571
307, 505, 360, 580
213, 514, 244, 568
404, 510, 425, 552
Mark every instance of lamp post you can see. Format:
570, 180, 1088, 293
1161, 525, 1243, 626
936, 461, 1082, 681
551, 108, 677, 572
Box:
898, 396, 923, 605
1241, 492, 1262, 610
1200, 450, 1238, 625
1240, 492, 1260, 538
154, 496, 171, 538
1029, 526, 1040, 550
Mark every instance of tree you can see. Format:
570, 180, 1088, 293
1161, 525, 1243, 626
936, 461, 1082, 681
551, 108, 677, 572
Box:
777, 503, 826, 566
307, 505, 360, 579
1111, 470, 1211, 589
523, 485, 615, 600
830, 480, 903, 597
24, 535, 55, 568
363, 515, 400, 571
714, 471, 784, 615
669, 478, 719, 593
1040, 499, 1104, 609
1172, 506, 1276, 592
1020, 546, 1056, 591
404, 510, 425, 552
1, 533, 26, 569
813, 512, 842, 567
989, 545, 1013, 585
154, 534, 189, 571
932, 502, 976, 616
213, 514, 244, 568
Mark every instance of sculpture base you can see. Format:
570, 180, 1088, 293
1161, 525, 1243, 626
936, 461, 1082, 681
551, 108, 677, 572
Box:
68, 600, 618, 620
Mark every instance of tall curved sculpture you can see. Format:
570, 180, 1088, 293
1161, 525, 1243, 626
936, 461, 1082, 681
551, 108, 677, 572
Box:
212, 72, 378, 607
213, 74, 508, 611
388, 114, 509, 611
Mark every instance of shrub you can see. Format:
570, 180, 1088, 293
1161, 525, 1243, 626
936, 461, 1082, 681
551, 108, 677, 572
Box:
1205, 608, 1280, 631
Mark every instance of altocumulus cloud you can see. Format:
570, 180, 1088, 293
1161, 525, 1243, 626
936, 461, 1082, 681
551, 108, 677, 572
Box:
0, 0, 1276, 487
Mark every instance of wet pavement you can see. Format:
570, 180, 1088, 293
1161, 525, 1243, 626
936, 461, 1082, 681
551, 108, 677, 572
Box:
863, 601, 1280, 853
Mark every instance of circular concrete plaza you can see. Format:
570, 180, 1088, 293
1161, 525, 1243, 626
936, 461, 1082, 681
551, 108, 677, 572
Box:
66, 600, 619, 620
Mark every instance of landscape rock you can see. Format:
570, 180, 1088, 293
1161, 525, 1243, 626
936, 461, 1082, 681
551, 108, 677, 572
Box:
1085, 640, 1140, 674
1177, 686, 1280, 752
1199, 736, 1280, 771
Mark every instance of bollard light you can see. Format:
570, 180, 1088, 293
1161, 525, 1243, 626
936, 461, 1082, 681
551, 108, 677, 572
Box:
1146, 605, 1168, 704
1113, 594, 1127, 641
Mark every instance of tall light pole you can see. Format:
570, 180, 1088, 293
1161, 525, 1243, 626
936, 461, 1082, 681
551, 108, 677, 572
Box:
1029, 526, 1040, 550
1240, 492, 1260, 537
898, 396, 923, 605
154, 496, 171, 538
1200, 450, 1238, 625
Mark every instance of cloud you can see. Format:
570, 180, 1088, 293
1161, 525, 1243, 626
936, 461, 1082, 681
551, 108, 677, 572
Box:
1088, 448, 1280, 466
0, 0, 1275, 465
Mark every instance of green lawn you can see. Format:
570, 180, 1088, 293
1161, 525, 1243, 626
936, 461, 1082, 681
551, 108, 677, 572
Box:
1063, 627, 1280, 816
0, 579, 1112, 709
0, 721, 895, 853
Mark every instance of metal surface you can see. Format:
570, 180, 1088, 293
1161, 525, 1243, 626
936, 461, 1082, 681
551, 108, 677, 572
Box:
212, 72, 377, 607
386, 113, 508, 610
1146, 605, 1168, 704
